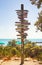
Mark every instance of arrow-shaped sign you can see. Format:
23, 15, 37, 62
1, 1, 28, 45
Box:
16, 28, 29, 31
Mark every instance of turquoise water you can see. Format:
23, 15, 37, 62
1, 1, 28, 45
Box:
0, 39, 11, 45
0, 39, 42, 45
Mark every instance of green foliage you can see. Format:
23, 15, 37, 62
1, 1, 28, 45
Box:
34, 11, 42, 31
0, 46, 3, 59
11, 48, 17, 56
3, 46, 12, 57
8, 40, 16, 47
0, 39, 42, 61
36, 46, 42, 61
30, 0, 42, 8
24, 42, 42, 61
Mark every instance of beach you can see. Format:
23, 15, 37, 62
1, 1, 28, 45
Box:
0, 58, 41, 65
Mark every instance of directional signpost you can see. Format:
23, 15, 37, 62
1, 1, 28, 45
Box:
15, 4, 30, 65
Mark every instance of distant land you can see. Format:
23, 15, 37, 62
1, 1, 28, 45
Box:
0, 39, 42, 45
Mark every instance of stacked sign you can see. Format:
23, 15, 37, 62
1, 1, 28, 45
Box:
15, 4, 30, 65
15, 7, 30, 40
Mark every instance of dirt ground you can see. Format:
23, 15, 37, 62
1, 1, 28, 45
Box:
0, 58, 41, 65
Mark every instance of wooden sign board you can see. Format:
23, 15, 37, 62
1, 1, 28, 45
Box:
17, 26, 28, 29
15, 23, 30, 26
16, 28, 29, 31
16, 10, 28, 18
16, 10, 28, 15
18, 14, 27, 18
17, 34, 21, 36
16, 27, 28, 30
15, 20, 28, 23
17, 33, 27, 35
17, 26, 28, 28
15, 24, 28, 27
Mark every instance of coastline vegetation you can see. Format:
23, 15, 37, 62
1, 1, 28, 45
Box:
0, 40, 42, 61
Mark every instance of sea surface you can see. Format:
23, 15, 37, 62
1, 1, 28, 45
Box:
0, 39, 42, 45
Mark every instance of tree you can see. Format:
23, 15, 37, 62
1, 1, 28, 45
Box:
0, 46, 3, 59
24, 41, 36, 58
3, 46, 12, 58
7, 40, 16, 47
34, 11, 42, 31
30, 0, 42, 8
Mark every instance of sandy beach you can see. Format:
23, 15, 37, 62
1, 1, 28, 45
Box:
0, 58, 41, 65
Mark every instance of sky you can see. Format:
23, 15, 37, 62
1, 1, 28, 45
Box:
0, 0, 42, 39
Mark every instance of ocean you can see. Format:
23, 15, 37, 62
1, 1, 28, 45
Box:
0, 39, 42, 45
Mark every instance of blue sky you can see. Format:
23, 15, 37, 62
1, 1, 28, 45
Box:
0, 0, 42, 39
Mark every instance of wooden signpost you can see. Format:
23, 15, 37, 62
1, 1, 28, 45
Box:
15, 4, 30, 65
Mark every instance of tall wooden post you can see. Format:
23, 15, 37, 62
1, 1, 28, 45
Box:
21, 4, 24, 65
15, 4, 30, 65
